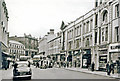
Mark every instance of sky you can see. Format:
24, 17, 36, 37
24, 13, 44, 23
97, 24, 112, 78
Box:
5, 0, 94, 38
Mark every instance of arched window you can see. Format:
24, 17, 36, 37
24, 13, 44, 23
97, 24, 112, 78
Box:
103, 10, 108, 22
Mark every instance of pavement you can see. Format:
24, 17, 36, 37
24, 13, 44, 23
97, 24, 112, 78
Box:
63, 67, 120, 79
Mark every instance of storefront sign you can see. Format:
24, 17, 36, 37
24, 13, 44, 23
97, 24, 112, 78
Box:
111, 45, 120, 50
99, 45, 107, 48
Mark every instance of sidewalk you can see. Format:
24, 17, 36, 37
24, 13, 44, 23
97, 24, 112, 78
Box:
64, 67, 120, 79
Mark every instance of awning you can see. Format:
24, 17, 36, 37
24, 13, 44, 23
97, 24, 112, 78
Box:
2, 52, 10, 57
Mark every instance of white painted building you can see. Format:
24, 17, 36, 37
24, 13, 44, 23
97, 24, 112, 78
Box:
8, 40, 25, 60
38, 29, 56, 57
47, 32, 62, 63
60, 0, 120, 71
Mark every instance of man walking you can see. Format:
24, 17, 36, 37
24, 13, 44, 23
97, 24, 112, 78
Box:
110, 61, 114, 74
106, 61, 111, 75
91, 62, 95, 71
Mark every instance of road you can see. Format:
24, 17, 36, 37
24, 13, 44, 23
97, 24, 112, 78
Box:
1, 65, 118, 80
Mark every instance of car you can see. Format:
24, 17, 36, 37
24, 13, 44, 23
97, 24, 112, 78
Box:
13, 61, 32, 79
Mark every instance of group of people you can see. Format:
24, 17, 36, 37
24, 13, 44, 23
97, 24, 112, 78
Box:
89, 61, 114, 76
2, 60, 10, 70
106, 61, 114, 75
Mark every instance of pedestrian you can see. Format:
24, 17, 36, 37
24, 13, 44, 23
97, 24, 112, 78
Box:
106, 61, 111, 75
91, 62, 95, 71
28, 61, 30, 67
36, 62, 39, 68
110, 61, 114, 74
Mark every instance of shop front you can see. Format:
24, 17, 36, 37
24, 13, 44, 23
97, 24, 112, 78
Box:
109, 43, 120, 73
98, 45, 108, 71
82, 49, 91, 68
73, 50, 81, 67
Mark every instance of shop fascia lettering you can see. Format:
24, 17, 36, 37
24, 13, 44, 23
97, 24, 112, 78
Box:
111, 45, 120, 50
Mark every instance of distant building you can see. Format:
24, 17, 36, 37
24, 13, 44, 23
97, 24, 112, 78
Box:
47, 32, 62, 63
0, 0, 9, 69
9, 40, 25, 60
38, 29, 56, 57
9, 34, 38, 58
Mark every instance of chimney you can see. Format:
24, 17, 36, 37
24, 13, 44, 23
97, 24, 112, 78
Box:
49, 29, 54, 34
57, 32, 60, 36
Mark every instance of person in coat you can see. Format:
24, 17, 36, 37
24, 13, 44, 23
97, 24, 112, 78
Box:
110, 61, 114, 74
91, 62, 95, 71
106, 61, 111, 75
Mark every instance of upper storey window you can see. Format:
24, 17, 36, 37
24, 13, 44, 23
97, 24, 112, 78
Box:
100, 0, 102, 4
95, 0, 98, 7
102, 10, 108, 23
115, 4, 119, 18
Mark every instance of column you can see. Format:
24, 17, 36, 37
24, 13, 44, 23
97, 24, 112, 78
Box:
96, 48, 99, 70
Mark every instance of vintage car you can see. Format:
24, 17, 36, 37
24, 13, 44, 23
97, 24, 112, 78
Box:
13, 61, 32, 79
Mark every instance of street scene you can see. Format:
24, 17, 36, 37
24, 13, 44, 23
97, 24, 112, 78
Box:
0, 0, 120, 80
1, 66, 115, 79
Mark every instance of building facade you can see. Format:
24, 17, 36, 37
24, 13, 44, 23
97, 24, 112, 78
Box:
9, 40, 25, 60
9, 34, 38, 58
0, 0, 9, 68
47, 32, 62, 66
60, 0, 120, 71
38, 29, 56, 57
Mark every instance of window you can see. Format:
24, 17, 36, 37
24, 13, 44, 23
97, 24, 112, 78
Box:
90, 20, 93, 31
102, 28, 104, 42
80, 25, 81, 35
95, 14, 98, 27
77, 26, 79, 35
83, 23, 85, 34
69, 42, 72, 50
95, 32, 97, 44
115, 27, 119, 42
95, 0, 98, 7
76, 39, 79, 48
75, 28, 77, 36
103, 10, 108, 22
86, 21, 89, 33
100, 0, 102, 4
115, 4, 119, 18
105, 27, 108, 41
86, 38, 89, 47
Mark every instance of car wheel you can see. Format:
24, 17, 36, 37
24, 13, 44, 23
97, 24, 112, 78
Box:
28, 76, 31, 80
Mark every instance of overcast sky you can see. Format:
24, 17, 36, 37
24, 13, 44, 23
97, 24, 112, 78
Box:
5, 0, 94, 38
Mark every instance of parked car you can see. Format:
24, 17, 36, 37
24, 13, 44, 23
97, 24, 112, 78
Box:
13, 61, 32, 79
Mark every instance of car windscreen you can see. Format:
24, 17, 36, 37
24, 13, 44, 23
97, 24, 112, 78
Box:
17, 63, 28, 67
